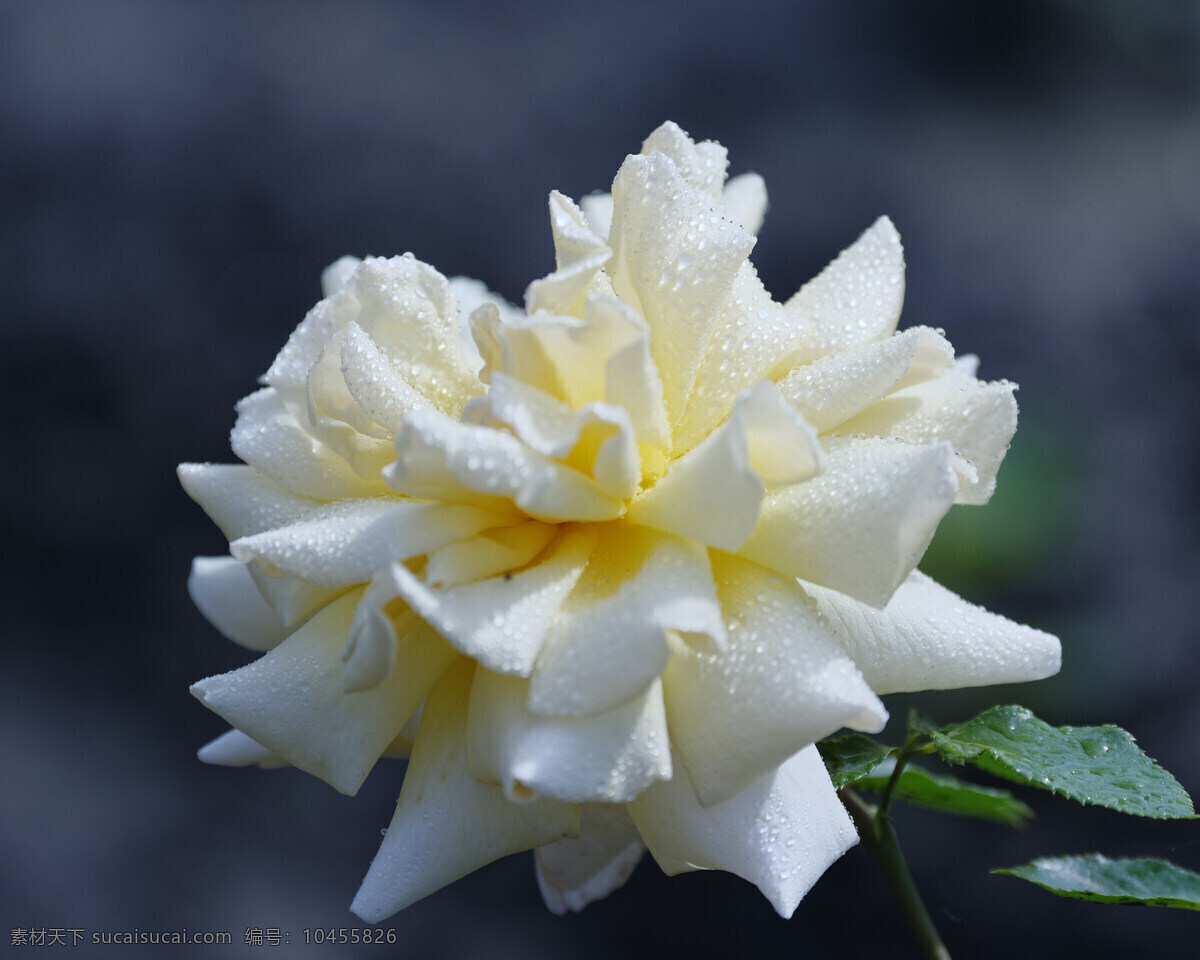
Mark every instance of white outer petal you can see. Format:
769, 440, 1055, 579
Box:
188, 556, 290, 652
628, 745, 858, 919
738, 436, 959, 608
467, 671, 672, 804
536, 805, 646, 915
664, 553, 886, 808
806, 570, 1062, 694
197, 729, 288, 769
177, 463, 318, 541
350, 660, 578, 922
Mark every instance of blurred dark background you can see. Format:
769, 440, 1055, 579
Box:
3, 1, 1199, 956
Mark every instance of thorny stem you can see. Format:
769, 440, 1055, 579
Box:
840, 772, 952, 960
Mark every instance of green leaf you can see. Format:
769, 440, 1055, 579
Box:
927, 705, 1194, 819
817, 734, 894, 789
994, 854, 1200, 910
856, 760, 1034, 828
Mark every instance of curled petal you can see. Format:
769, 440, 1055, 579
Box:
191, 590, 456, 796
338, 321, 433, 436
608, 151, 754, 427
628, 745, 858, 919
530, 524, 725, 718
381, 525, 598, 676
525, 191, 613, 317
806, 570, 1061, 695
579, 192, 614, 240
197, 729, 288, 769
230, 498, 521, 589
350, 660, 579, 922
386, 409, 625, 522
321, 255, 361, 297
739, 436, 959, 608
425, 521, 559, 589
722, 172, 767, 236
834, 366, 1018, 505
245, 562, 350, 628
177, 463, 318, 541
628, 381, 820, 551
467, 670, 672, 804
640, 120, 729, 203
536, 805, 646, 915
188, 556, 290, 652
231, 388, 387, 500
664, 553, 886, 807
776, 326, 953, 433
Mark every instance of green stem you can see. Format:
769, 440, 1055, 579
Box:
839, 788, 952, 960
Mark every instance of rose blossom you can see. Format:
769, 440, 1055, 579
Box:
180, 121, 1060, 921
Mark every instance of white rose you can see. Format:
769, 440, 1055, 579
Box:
181, 121, 1060, 922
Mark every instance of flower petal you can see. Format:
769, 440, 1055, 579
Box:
337, 321, 433, 436
640, 120, 728, 203
230, 498, 520, 589
321, 255, 361, 297
529, 524, 725, 717
608, 151, 754, 427
231, 387, 387, 500
806, 570, 1061, 695
535, 804, 646, 915
381, 526, 598, 676
722, 172, 767, 236
350, 660, 579, 922
579, 192, 614, 240
783, 215, 906, 358
386, 409, 625, 522
628, 382, 821, 551
834, 366, 1018, 505
191, 590, 457, 796
627, 745, 858, 919
177, 463, 318, 541
245, 562, 350, 628
467, 670, 672, 804
525, 191, 613, 318
197, 728, 288, 769
188, 556, 290, 652
424, 521, 559, 589
738, 436, 959, 608
776, 326, 953, 434
663, 553, 887, 807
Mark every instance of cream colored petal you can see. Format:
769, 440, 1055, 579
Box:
386, 409, 625, 522
627, 382, 820, 552
338, 321, 432, 436
263, 295, 350, 411
340, 576, 416, 693
191, 590, 457, 796
177, 463, 318, 541
783, 215, 906, 358
664, 553, 886, 808
640, 121, 729, 202
590, 298, 672, 455
322, 255, 362, 297
834, 366, 1018, 505
536, 804, 646, 915
382, 526, 597, 676
722, 172, 767, 236
230, 498, 519, 589
579, 192, 614, 241
341, 255, 483, 416
466, 373, 641, 500
530, 524, 725, 717
806, 570, 1061, 695
776, 327, 953, 434
350, 660, 579, 922
425, 521, 559, 589
246, 562, 350, 628
608, 151, 754, 426
188, 556, 290, 652
304, 326, 395, 480
197, 729, 288, 769
738, 436, 959, 608
525, 192, 613, 318
468, 670, 671, 804
230, 387, 387, 500
627, 745, 858, 919
447, 276, 519, 376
